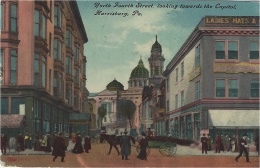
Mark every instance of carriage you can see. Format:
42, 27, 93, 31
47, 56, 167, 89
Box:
136, 136, 183, 157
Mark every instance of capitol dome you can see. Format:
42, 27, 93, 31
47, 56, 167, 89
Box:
151, 35, 162, 52
130, 59, 149, 78
106, 79, 124, 91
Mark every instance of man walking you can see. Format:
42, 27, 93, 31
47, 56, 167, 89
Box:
235, 133, 250, 163
120, 131, 131, 160
201, 133, 207, 154
52, 133, 66, 162
1, 133, 7, 154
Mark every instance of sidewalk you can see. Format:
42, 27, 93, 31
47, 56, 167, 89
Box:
1, 141, 259, 157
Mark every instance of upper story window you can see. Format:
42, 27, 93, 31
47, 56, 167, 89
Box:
181, 91, 184, 106
34, 53, 46, 88
195, 81, 200, 100
175, 94, 178, 109
181, 62, 184, 78
139, 80, 142, 87
154, 66, 159, 75
216, 41, 238, 60
166, 100, 169, 112
1, 3, 4, 30
34, 10, 46, 39
250, 80, 259, 98
216, 79, 238, 98
10, 3, 17, 33
10, 49, 17, 85
74, 46, 79, 61
66, 55, 72, 74
0, 49, 4, 85
250, 42, 259, 60
195, 45, 200, 67
175, 68, 178, 83
66, 29, 72, 48
54, 5, 62, 28
54, 38, 62, 61
74, 68, 79, 84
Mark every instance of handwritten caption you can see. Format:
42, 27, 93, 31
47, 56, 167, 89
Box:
93, 2, 237, 17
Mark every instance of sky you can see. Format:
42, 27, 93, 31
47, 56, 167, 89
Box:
77, 0, 259, 93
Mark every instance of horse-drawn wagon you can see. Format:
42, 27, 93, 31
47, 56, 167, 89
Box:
136, 136, 178, 157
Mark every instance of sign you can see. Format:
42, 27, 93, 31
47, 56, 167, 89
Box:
213, 62, 259, 74
188, 66, 201, 81
205, 16, 259, 26
19, 104, 25, 115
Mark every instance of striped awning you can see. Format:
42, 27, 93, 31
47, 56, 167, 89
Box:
0, 115, 25, 128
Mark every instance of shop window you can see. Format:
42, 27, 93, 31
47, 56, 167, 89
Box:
11, 97, 24, 114
1, 97, 8, 114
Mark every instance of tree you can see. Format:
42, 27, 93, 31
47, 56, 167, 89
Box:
98, 106, 107, 128
117, 99, 136, 128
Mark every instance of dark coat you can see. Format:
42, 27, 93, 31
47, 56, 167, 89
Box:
1, 135, 7, 147
17, 134, 24, 150
72, 136, 84, 154
137, 137, 148, 160
52, 136, 65, 157
84, 136, 91, 151
120, 135, 131, 156
45, 135, 52, 152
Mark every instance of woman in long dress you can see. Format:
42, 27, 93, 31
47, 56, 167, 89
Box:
72, 134, 84, 154
137, 133, 148, 160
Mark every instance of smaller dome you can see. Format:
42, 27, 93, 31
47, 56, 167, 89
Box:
130, 58, 149, 78
151, 35, 162, 52
106, 78, 124, 91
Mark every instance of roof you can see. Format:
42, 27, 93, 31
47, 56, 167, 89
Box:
151, 35, 162, 52
130, 59, 149, 78
0, 115, 25, 128
106, 79, 124, 91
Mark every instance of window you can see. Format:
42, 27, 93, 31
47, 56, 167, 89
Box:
42, 57, 46, 87
10, 49, 17, 85
228, 41, 238, 59
139, 81, 142, 87
66, 56, 72, 74
175, 94, 178, 109
54, 38, 62, 61
174, 118, 179, 138
0, 49, 4, 85
195, 45, 200, 66
66, 84, 72, 105
42, 14, 46, 39
181, 91, 184, 106
250, 42, 259, 59
34, 10, 40, 36
216, 41, 225, 59
144, 80, 147, 86
54, 71, 62, 97
154, 66, 159, 75
166, 100, 169, 112
216, 79, 225, 97
34, 53, 40, 86
195, 81, 200, 100
66, 29, 72, 48
74, 68, 79, 84
216, 41, 238, 60
228, 79, 238, 97
10, 4, 17, 32
11, 97, 24, 114
175, 68, 178, 82
54, 5, 62, 28
181, 62, 184, 78
1, 97, 8, 114
250, 80, 259, 97
134, 81, 137, 87
1, 3, 4, 30
74, 46, 79, 61
74, 92, 79, 108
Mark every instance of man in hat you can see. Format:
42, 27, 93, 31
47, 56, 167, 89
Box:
120, 130, 131, 160
235, 133, 250, 163
201, 133, 207, 154
52, 133, 66, 162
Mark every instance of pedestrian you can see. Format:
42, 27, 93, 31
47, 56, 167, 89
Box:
207, 134, 212, 151
215, 134, 221, 153
223, 134, 230, 152
84, 134, 91, 153
72, 133, 84, 154
120, 130, 131, 160
28, 133, 32, 149
24, 133, 29, 149
201, 133, 207, 154
63, 133, 69, 151
45, 134, 52, 153
1, 133, 7, 154
220, 134, 224, 152
137, 132, 148, 160
50, 133, 56, 150
52, 133, 66, 162
17, 133, 24, 151
34, 133, 41, 151
231, 134, 238, 152
235, 133, 250, 163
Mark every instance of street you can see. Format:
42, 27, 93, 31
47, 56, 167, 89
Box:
0, 142, 259, 167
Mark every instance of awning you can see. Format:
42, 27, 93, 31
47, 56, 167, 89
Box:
208, 110, 259, 128
0, 115, 25, 128
69, 113, 91, 125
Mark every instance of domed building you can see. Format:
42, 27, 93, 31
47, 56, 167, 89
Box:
106, 78, 124, 91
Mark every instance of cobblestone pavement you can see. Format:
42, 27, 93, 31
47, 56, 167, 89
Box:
0, 141, 259, 167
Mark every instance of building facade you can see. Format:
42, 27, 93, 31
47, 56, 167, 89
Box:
163, 16, 259, 141
0, 0, 88, 138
